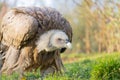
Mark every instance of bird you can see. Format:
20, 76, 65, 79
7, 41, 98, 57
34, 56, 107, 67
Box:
0, 7, 72, 78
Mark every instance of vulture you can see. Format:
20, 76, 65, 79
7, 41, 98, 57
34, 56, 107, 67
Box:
0, 7, 72, 78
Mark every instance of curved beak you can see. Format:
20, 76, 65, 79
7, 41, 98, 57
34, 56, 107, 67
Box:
66, 42, 72, 49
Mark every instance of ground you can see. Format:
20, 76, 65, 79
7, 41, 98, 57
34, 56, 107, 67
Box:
1, 52, 120, 80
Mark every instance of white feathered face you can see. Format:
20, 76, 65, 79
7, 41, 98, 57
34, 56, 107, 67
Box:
50, 31, 72, 49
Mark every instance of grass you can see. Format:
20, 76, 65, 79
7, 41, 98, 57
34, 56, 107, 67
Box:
1, 52, 120, 80
90, 53, 120, 80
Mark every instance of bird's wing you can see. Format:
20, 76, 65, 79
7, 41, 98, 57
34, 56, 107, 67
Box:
1, 7, 72, 52
0, 9, 39, 48
11, 7, 72, 42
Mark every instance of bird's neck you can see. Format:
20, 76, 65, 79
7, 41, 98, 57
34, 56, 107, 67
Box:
36, 30, 58, 53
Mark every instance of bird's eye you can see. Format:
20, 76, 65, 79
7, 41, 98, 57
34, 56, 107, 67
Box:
58, 38, 62, 41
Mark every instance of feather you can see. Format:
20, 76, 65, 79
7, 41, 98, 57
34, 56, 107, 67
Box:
0, 7, 72, 78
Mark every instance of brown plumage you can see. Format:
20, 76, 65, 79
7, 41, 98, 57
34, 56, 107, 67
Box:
0, 7, 72, 78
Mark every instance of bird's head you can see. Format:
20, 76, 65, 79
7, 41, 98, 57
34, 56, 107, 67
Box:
49, 31, 72, 50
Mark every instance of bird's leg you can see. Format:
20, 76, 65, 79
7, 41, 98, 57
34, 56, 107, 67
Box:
13, 54, 26, 80
40, 66, 56, 79
40, 51, 65, 78
15, 46, 33, 80
40, 66, 59, 80
1, 46, 19, 74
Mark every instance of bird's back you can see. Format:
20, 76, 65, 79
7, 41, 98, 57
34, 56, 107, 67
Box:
0, 9, 38, 48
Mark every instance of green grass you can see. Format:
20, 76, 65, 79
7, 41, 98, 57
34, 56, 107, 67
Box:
1, 52, 120, 80
90, 53, 120, 80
